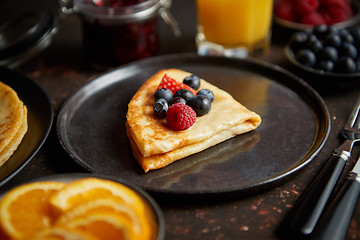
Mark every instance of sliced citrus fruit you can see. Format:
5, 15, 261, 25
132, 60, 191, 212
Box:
29, 227, 98, 240
55, 198, 153, 239
56, 198, 140, 231
48, 178, 145, 216
0, 181, 66, 239
65, 212, 136, 240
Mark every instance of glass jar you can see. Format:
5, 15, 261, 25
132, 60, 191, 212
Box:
61, 0, 176, 69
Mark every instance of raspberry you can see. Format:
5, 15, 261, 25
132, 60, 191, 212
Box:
274, 0, 298, 22
320, 6, 351, 25
295, 0, 319, 15
157, 74, 197, 95
319, 0, 348, 8
166, 103, 196, 131
301, 12, 326, 25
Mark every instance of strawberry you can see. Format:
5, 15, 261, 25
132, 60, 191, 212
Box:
157, 74, 197, 95
166, 103, 196, 131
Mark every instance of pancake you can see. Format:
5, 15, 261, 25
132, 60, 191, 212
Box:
0, 82, 28, 167
126, 69, 261, 172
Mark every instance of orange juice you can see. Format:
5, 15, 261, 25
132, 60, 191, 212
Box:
196, 0, 273, 47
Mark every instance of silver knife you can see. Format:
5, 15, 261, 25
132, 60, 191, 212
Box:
310, 157, 360, 240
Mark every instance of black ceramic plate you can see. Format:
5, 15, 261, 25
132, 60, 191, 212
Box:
57, 54, 330, 196
0, 67, 53, 186
0, 173, 165, 240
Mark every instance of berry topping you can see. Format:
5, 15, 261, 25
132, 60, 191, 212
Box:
174, 89, 195, 102
189, 95, 212, 117
157, 74, 197, 95
197, 89, 215, 102
171, 97, 187, 105
153, 99, 168, 118
183, 75, 201, 90
154, 88, 173, 102
166, 103, 196, 131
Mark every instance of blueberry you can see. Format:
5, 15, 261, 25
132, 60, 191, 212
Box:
313, 24, 328, 39
153, 98, 168, 118
351, 28, 360, 43
319, 46, 338, 62
339, 42, 358, 59
197, 89, 215, 102
296, 49, 316, 67
323, 34, 342, 48
326, 25, 339, 36
339, 29, 354, 43
171, 97, 187, 105
334, 57, 356, 74
317, 60, 334, 72
306, 35, 322, 53
154, 88, 173, 102
174, 89, 195, 102
189, 95, 211, 116
290, 32, 308, 51
183, 75, 201, 90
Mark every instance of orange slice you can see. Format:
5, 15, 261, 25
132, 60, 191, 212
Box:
0, 181, 66, 239
48, 178, 145, 217
29, 227, 98, 240
65, 212, 136, 240
56, 198, 140, 231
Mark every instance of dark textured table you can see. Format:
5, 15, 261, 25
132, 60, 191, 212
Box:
0, 0, 360, 239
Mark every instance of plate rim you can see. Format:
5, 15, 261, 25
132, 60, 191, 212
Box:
0, 67, 54, 187
57, 53, 331, 196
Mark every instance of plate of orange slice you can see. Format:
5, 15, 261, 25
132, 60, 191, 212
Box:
0, 173, 165, 240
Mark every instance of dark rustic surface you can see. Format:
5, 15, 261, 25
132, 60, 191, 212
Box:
1, 0, 360, 239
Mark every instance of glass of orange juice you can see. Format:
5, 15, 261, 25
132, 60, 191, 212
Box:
196, 0, 273, 58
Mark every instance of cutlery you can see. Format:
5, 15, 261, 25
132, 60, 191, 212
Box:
283, 96, 360, 237
309, 156, 360, 240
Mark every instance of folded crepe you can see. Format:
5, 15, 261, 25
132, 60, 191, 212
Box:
0, 81, 28, 167
126, 69, 261, 172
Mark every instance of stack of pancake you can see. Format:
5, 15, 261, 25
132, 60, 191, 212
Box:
126, 69, 261, 173
0, 82, 27, 167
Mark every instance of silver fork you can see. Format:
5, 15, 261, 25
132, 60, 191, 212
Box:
281, 96, 360, 238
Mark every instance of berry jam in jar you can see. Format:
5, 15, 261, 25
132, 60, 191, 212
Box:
75, 0, 162, 69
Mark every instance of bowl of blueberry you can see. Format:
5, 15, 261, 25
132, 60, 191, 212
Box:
274, 0, 360, 31
285, 24, 360, 79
